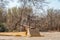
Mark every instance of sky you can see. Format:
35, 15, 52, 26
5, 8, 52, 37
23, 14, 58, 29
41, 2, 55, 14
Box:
5, 0, 60, 9
47, 0, 60, 9
1, 0, 60, 16
4, 0, 60, 16
5, 0, 20, 8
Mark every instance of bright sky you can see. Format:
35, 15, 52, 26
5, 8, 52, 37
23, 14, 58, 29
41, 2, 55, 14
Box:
6, 0, 60, 9
6, 0, 20, 8
47, 0, 60, 9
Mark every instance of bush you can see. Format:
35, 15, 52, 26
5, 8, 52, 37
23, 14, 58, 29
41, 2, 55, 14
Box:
0, 23, 8, 32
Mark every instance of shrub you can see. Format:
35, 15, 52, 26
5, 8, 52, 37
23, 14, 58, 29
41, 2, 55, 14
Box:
0, 23, 8, 32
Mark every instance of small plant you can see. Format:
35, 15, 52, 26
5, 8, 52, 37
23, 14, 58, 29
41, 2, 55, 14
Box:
0, 23, 8, 32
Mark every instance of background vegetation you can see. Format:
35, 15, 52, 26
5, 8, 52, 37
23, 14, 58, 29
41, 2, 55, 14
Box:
0, 0, 60, 32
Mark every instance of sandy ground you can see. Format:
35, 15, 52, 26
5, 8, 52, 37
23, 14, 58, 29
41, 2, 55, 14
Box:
0, 32, 60, 40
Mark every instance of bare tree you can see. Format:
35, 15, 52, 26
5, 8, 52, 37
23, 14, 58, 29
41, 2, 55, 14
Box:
6, 7, 32, 32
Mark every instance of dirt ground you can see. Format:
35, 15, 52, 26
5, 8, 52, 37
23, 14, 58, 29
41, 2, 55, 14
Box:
0, 32, 60, 40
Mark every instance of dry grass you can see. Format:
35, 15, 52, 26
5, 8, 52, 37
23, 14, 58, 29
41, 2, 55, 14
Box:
0, 32, 60, 40
0, 32, 27, 36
